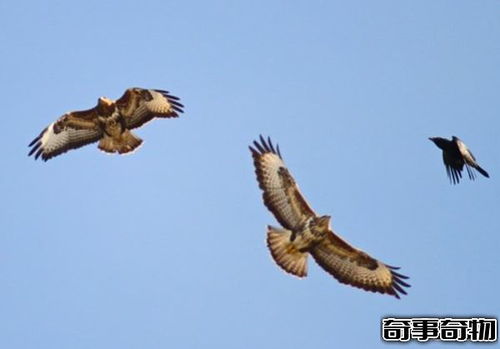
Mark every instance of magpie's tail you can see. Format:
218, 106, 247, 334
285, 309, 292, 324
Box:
475, 165, 490, 178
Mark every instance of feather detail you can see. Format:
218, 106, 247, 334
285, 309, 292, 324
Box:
250, 136, 410, 298
28, 87, 184, 161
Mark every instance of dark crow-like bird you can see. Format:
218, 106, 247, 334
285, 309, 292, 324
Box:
429, 136, 489, 184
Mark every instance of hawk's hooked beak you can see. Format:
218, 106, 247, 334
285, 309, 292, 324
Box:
317, 215, 331, 229
98, 97, 113, 107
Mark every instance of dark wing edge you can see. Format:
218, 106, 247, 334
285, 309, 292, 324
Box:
153, 89, 185, 115
28, 123, 102, 161
28, 129, 46, 160
443, 152, 462, 185
445, 163, 461, 185
312, 253, 411, 299
118, 88, 185, 130
310, 233, 410, 299
249, 135, 289, 229
248, 134, 282, 159
249, 135, 316, 230
465, 165, 476, 181
382, 265, 411, 299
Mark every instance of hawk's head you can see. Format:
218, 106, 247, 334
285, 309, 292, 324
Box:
313, 215, 331, 231
97, 97, 115, 116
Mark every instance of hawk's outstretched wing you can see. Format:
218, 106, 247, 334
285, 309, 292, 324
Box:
250, 136, 316, 231
28, 109, 103, 161
310, 231, 410, 298
116, 88, 184, 130
251, 136, 410, 298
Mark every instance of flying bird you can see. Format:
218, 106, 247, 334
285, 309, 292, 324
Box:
28, 88, 184, 161
250, 136, 410, 298
429, 136, 489, 184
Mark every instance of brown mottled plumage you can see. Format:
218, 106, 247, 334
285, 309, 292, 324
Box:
250, 136, 410, 298
28, 88, 184, 161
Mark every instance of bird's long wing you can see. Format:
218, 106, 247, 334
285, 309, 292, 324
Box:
310, 231, 410, 298
116, 88, 184, 129
28, 109, 103, 161
442, 152, 463, 185
250, 136, 316, 231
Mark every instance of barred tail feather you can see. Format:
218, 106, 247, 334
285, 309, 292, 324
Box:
98, 131, 143, 154
266, 226, 308, 278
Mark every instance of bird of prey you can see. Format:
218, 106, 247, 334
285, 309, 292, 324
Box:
429, 136, 489, 184
250, 136, 410, 298
28, 87, 184, 161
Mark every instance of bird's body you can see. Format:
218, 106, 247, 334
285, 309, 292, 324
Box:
250, 136, 410, 298
429, 136, 489, 184
29, 88, 184, 161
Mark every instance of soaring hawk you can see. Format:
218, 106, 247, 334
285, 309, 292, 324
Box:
28, 87, 184, 161
250, 136, 410, 298
429, 136, 489, 184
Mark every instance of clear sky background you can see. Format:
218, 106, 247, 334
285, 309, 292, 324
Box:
0, 1, 498, 348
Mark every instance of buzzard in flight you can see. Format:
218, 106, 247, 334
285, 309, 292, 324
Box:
429, 136, 489, 184
28, 87, 184, 161
250, 136, 410, 298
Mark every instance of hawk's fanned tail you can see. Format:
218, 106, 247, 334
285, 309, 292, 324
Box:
29, 87, 184, 161
98, 130, 142, 154
266, 225, 308, 278
251, 136, 410, 299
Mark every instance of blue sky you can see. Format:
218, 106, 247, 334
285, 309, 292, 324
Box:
1, 1, 499, 348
